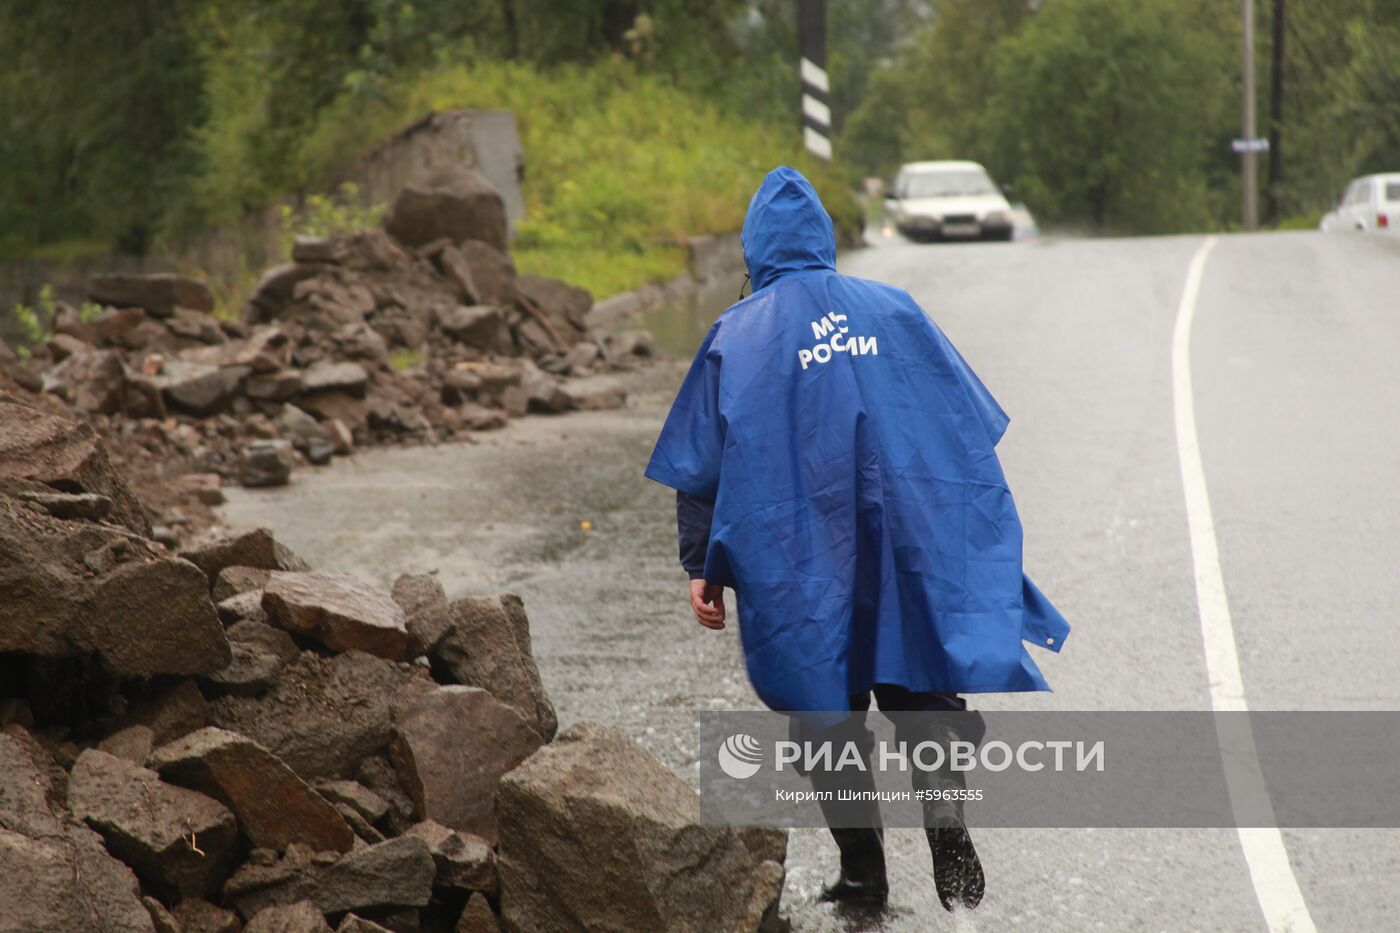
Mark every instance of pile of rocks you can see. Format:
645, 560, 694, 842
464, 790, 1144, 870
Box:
0, 396, 785, 932
0, 164, 655, 541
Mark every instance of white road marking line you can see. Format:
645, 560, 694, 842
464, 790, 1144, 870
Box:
1172, 236, 1317, 933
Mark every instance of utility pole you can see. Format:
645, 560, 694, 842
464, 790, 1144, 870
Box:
1266, 0, 1285, 225
1241, 0, 1258, 231
797, 0, 831, 161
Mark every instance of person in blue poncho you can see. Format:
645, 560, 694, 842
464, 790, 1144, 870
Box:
646, 167, 1069, 914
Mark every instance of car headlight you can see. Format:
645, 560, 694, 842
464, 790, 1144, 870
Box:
983, 210, 1011, 224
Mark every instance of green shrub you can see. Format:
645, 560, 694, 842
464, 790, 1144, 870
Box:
287, 57, 859, 298
277, 183, 385, 259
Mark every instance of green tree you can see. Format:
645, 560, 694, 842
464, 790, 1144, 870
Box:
983, 0, 1235, 233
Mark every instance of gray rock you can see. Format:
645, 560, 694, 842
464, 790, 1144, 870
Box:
435, 594, 557, 741
172, 898, 242, 933
167, 308, 228, 344
262, 571, 409, 660
209, 650, 432, 782
314, 835, 435, 914
385, 166, 508, 251
213, 565, 272, 602
277, 404, 332, 457
89, 272, 215, 317
516, 273, 591, 337
496, 721, 786, 933
0, 397, 148, 534
337, 917, 394, 933
0, 733, 157, 933
143, 896, 181, 933
240, 439, 295, 487
404, 820, 497, 896
391, 686, 544, 842
154, 359, 237, 416
216, 588, 268, 626
0, 496, 230, 677
204, 620, 298, 695
248, 264, 322, 320
315, 780, 391, 825
301, 361, 368, 396
98, 724, 156, 766
559, 375, 626, 411
244, 901, 332, 933
247, 369, 305, 400
13, 489, 112, 521
391, 573, 453, 656
151, 727, 355, 854
182, 527, 306, 586
69, 748, 238, 899
454, 239, 516, 305
608, 328, 656, 357
434, 304, 502, 348
41, 348, 128, 414
292, 235, 337, 263
455, 893, 500, 933
500, 362, 569, 416
225, 837, 434, 919
123, 679, 208, 745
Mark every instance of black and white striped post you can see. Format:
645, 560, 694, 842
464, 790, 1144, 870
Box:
798, 0, 831, 161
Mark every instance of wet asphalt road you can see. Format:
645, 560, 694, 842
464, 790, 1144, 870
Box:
223, 230, 1400, 932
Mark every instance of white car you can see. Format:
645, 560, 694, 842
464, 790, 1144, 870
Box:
885, 161, 1015, 242
1319, 173, 1400, 233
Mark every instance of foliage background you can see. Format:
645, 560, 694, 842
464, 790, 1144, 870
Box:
1, 0, 1397, 291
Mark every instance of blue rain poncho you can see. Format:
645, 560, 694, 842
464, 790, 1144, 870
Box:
645, 167, 1069, 713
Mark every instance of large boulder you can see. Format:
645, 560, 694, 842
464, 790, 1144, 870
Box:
68, 749, 238, 899
0, 394, 148, 535
151, 727, 355, 854
209, 650, 432, 782
0, 732, 157, 933
0, 495, 231, 677
435, 594, 557, 741
262, 571, 410, 659
391, 686, 544, 841
496, 721, 786, 933
385, 166, 508, 251
89, 272, 215, 317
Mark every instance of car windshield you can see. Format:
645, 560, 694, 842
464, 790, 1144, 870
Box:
1386, 182, 1400, 203
903, 169, 998, 198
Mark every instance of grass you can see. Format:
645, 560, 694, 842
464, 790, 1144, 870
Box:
293, 58, 859, 299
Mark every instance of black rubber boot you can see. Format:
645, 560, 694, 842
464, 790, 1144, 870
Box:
925, 809, 984, 911
910, 721, 985, 911
818, 827, 889, 908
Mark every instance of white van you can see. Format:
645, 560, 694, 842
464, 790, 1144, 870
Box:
885, 161, 1015, 242
1319, 173, 1400, 234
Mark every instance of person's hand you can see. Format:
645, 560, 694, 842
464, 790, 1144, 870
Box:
689, 579, 726, 630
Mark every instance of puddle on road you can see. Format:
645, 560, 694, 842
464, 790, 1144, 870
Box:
632, 277, 738, 357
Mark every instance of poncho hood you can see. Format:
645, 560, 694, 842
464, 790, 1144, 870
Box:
741, 166, 837, 291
